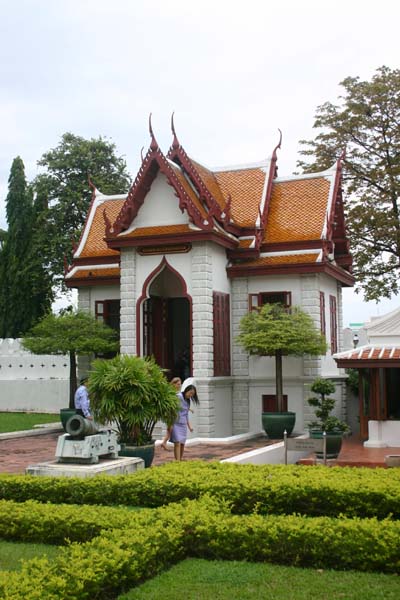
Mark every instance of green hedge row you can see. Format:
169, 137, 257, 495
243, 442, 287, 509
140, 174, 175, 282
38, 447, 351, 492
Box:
1, 461, 400, 518
0, 496, 399, 599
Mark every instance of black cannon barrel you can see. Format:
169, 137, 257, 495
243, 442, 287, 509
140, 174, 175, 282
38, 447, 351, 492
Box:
66, 415, 99, 438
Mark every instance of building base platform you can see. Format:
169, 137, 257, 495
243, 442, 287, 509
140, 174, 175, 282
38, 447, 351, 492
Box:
25, 456, 144, 478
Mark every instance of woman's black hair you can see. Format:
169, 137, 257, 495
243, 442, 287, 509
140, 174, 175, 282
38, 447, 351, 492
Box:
182, 384, 199, 405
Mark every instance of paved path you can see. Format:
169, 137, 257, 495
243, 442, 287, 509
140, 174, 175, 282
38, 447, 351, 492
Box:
1, 431, 397, 474
0, 432, 272, 474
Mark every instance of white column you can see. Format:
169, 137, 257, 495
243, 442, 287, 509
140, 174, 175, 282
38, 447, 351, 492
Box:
191, 242, 213, 378
231, 277, 249, 434
120, 248, 137, 355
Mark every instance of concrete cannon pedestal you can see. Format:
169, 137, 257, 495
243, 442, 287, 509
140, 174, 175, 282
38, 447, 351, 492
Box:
26, 456, 144, 478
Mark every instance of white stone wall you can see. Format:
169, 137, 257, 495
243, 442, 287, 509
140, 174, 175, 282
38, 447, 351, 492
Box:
120, 248, 137, 355
231, 277, 250, 434
192, 242, 214, 378
0, 338, 69, 413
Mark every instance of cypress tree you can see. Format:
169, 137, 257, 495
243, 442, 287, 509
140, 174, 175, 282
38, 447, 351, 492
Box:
0, 157, 51, 337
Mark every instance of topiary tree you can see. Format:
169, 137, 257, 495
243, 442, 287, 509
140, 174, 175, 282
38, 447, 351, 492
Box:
307, 377, 350, 432
237, 303, 327, 412
22, 310, 119, 408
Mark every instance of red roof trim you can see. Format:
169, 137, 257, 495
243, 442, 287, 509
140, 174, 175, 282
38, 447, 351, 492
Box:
167, 145, 240, 236
108, 145, 213, 238
66, 275, 120, 288
227, 261, 355, 286
72, 255, 120, 266
106, 230, 237, 250
255, 130, 281, 251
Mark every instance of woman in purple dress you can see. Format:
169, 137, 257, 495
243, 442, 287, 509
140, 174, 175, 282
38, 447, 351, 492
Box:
170, 377, 199, 461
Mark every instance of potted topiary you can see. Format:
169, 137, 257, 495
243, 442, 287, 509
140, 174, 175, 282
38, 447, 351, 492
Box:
87, 354, 179, 467
237, 303, 327, 438
307, 377, 350, 458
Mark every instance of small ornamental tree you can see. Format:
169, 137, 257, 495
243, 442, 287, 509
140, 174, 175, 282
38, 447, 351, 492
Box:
307, 378, 350, 432
22, 311, 119, 408
237, 304, 327, 412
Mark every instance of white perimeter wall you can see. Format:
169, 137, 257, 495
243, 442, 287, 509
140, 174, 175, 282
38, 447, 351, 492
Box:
0, 339, 69, 413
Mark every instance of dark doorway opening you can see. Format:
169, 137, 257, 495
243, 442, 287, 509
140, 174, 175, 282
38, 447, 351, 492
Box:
142, 264, 191, 379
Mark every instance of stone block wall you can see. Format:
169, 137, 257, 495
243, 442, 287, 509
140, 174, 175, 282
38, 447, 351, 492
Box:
0, 338, 69, 413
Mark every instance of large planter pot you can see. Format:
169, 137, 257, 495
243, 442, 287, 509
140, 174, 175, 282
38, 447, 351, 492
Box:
261, 411, 296, 439
119, 441, 155, 468
60, 408, 77, 432
309, 430, 343, 459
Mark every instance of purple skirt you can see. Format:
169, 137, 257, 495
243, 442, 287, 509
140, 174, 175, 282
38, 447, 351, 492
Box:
170, 421, 188, 443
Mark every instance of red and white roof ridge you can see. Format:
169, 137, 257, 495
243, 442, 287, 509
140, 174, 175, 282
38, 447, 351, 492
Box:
274, 163, 337, 184
334, 344, 400, 360
65, 262, 120, 280
208, 158, 271, 173
73, 190, 127, 259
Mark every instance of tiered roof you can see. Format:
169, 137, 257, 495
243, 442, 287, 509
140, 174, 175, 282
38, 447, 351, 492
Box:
65, 117, 353, 287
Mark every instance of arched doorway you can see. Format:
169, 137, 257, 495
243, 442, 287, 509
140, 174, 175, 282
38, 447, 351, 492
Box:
140, 260, 191, 380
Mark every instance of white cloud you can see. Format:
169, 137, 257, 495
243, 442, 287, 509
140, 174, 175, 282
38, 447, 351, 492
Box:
1, 0, 399, 320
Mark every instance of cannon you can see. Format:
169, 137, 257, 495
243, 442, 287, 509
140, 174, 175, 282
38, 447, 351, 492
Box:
66, 414, 99, 438
55, 415, 120, 464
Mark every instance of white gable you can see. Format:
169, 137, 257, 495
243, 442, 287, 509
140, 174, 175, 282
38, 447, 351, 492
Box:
130, 172, 189, 229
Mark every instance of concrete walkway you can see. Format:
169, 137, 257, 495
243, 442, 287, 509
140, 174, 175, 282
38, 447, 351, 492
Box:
0, 430, 399, 474
0, 431, 272, 474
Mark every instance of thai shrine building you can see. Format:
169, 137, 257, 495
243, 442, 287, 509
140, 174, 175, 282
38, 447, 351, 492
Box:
65, 121, 354, 438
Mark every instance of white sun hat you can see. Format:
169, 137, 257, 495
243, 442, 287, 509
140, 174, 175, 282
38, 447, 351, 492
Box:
181, 377, 197, 392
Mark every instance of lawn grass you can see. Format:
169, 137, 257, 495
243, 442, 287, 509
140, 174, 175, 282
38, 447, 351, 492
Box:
0, 539, 61, 571
0, 412, 58, 433
119, 558, 400, 600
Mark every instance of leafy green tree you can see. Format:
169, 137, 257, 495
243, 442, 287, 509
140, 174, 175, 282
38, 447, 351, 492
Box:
34, 132, 132, 287
297, 66, 400, 301
237, 304, 327, 412
22, 311, 119, 409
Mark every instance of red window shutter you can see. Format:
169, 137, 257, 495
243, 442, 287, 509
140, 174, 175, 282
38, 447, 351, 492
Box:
329, 295, 337, 354
213, 292, 231, 376
320, 292, 326, 335
262, 394, 288, 412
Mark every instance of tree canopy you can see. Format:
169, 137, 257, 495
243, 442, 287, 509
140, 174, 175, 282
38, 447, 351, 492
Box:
22, 310, 119, 408
297, 66, 400, 301
33, 132, 132, 287
0, 157, 52, 337
237, 304, 327, 412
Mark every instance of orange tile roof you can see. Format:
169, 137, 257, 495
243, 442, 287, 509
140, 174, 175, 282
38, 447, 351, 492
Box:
265, 177, 330, 243
79, 199, 124, 258
234, 253, 319, 268
214, 167, 266, 227
238, 238, 254, 248
190, 159, 228, 211
69, 267, 120, 280
119, 224, 192, 239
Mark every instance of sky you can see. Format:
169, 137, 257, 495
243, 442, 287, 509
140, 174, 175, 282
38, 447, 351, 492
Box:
1, 0, 399, 326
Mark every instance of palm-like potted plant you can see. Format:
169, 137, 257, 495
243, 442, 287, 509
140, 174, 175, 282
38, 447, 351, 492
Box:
237, 303, 327, 438
88, 354, 180, 467
307, 377, 350, 458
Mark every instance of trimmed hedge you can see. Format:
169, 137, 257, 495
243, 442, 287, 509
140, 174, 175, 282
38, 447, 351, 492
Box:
0, 496, 400, 599
1, 462, 400, 518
